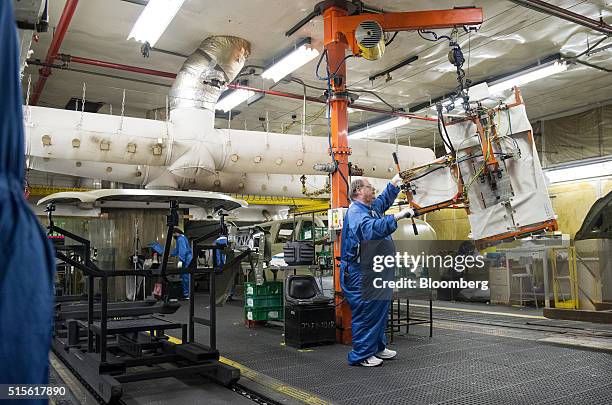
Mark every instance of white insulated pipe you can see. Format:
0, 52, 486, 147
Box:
27, 157, 395, 199
25, 106, 436, 180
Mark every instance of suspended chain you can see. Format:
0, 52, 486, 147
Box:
25, 74, 32, 123
78, 82, 86, 128
119, 89, 126, 132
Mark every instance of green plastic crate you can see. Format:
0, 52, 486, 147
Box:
244, 282, 268, 296
244, 281, 283, 297
265, 281, 283, 296
299, 227, 327, 241
244, 307, 283, 321
244, 295, 283, 308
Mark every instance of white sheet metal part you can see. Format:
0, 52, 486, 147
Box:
445, 93, 556, 240
38, 189, 247, 211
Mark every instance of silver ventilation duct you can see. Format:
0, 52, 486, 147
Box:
169, 36, 251, 111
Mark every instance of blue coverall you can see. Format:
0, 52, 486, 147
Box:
340, 182, 400, 365
0, 1, 56, 398
170, 234, 193, 298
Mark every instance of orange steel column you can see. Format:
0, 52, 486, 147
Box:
324, 5, 352, 345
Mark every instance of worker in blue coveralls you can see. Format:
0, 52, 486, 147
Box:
340, 175, 415, 367
0, 0, 56, 393
170, 228, 193, 299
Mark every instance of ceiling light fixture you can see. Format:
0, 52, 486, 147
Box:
261, 38, 320, 83
411, 54, 569, 113
215, 89, 255, 112
544, 157, 612, 184
128, 0, 186, 47
349, 117, 410, 139
488, 60, 568, 95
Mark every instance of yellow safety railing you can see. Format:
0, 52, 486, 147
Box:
551, 246, 579, 309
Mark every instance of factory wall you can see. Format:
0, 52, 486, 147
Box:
103, 208, 182, 300
537, 104, 612, 167
38, 209, 183, 300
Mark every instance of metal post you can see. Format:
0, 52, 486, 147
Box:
323, 3, 352, 345
189, 245, 195, 342
210, 247, 217, 350
429, 294, 433, 337
85, 237, 94, 352
543, 248, 551, 308
407, 298, 410, 335
100, 276, 108, 362
87, 275, 94, 352
160, 200, 179, 288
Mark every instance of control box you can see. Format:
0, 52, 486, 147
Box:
328, 207, 347, 231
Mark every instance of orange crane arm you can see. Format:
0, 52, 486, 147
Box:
334, 8, 484, 54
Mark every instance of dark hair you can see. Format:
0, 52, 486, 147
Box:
173, 227, 184, 234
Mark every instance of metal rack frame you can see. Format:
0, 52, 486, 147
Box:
47, 201, 242, 403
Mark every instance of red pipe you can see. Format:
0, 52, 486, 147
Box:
228, 83, 437, 122
41, 51, 436, 123
509, 0, 612, 36
31, 0, 79, 106
58, 54, 178, 79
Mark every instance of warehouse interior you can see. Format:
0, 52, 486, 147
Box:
2, 0, 612, 404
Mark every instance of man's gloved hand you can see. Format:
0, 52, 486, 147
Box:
391, 173, 402, 187
177, 261, 183, 269
393, 207, 415, 221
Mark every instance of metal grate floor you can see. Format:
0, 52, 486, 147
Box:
166, 297, 612, 404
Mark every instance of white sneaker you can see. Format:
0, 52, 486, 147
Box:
359, 355, 383, 367
376, 348, 397, 359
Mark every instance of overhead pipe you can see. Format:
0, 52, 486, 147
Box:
509, 0, 612, 36
31, 0, 79, 105
227, 83, 437, 122
27, 59, 172, 87
57, 54, 177, 79
47, 52, 435, 122
169, 36, 250, 111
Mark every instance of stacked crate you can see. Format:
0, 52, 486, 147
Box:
244, 281, 283, 324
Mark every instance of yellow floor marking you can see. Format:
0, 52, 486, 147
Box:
407, 303, 547, 319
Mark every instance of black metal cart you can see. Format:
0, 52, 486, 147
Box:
46, 197, 249, 403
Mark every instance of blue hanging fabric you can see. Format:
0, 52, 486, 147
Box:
0, 0, 56, 393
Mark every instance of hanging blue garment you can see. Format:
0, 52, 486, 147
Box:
0, 0, 56, 395
147, 241, 164, 255
340, 183, 399, 365
170, 234, 193, 298
214, 236, 228, 270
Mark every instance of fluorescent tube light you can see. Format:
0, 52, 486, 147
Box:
215, 89, 255, 112
128, 0, 186, 46
545, 158, 612, 184
349, 117, 410, 139
488, 61, 568, 94
262, 40, 320, 83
